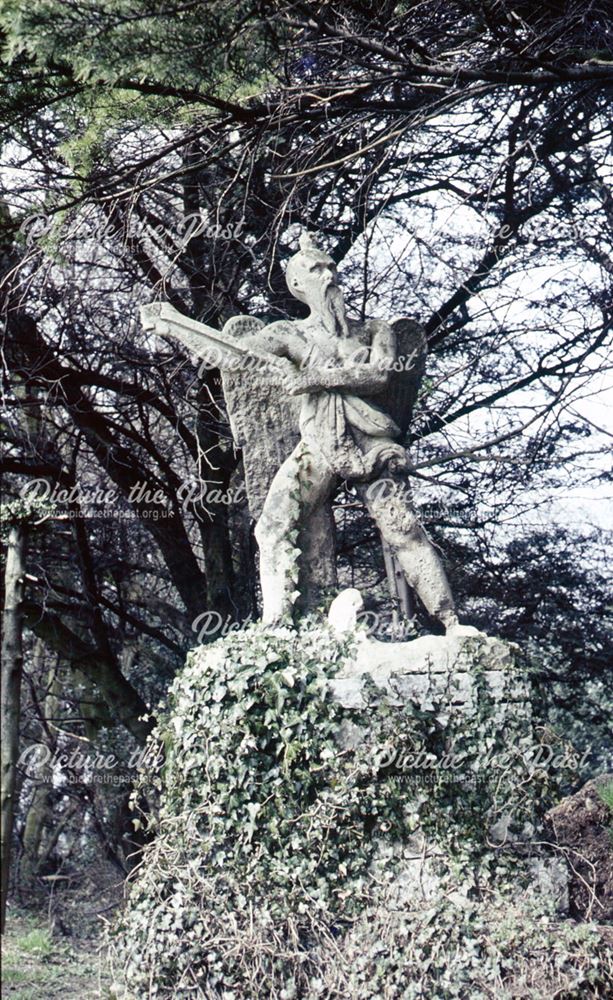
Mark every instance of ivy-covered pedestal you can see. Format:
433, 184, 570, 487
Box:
109, 622, 609, 1000
331, 631, 532, 748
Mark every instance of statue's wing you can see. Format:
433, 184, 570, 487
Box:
222, 315, 337, 605
384, 317, 428, 437
221, 316, 301, 520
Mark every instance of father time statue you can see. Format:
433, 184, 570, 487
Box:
142, 231, 474, 635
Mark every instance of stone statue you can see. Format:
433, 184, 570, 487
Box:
141, 232, 474, 635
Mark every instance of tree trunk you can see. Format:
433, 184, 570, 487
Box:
1, 522, 27, 932
22, 601, 153, 744
20, 647, 58, 886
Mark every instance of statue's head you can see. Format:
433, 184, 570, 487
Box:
285, 232, 348, 335
285, 232, 337, 304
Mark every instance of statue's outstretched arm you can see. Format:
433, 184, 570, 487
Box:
141, 304, 303, 373
238, 329, 300, 362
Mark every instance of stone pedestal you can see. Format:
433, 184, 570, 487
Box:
328, 632, 568, 913
330, 632, 530, 731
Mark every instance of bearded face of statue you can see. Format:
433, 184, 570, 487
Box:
286, 252, 349, 336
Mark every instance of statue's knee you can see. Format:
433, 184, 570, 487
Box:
376, 506, 424, 549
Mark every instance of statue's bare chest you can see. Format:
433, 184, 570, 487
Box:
297, 320, 372, 366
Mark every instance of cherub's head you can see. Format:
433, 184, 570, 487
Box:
285, 232, 348, 335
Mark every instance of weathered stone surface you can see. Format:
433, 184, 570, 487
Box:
141, 231, 476, 632
221, 315, 338, 610
330, 632, 530, 723
330, 629, 542, 920
528, 856, 570, 915
371, 834, 447, 906
374, 841, 571, 916
220, 315, 301, 520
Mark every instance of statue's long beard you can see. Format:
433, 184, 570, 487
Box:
320, 284, 349, 337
